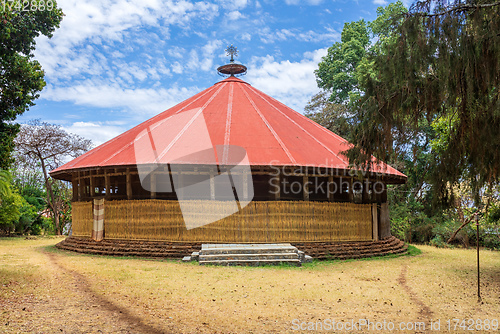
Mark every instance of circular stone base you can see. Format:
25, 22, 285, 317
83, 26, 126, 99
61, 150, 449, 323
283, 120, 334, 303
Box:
56, 236, 407, 260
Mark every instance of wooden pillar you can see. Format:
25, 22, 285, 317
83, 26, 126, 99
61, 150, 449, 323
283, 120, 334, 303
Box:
89, 170, 94, 198
379, 202, 390, 239
126, 168, 132, 200
348, 177, 354, 202
210, 172, 215, 200
274, 173, 281, 200
77, 171, 82, 201
105, 170, 110, 199
243, 171, 248, 201
362, 179, 370, 203
178, 171, 184, 199
376, 180, 383, 203
71, 177, 78, 202
328, 175, 334, 202
372, 203, 379, 241
150, 171, 156, 199
381, 183, 387, 203
303, 175, 309, 201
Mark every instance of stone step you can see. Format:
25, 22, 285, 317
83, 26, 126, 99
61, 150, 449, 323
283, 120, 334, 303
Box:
199, 258, 301, 266
195, 243, 304, 266
294, 240, 403, 252
200, 243, 298, 255
199, 252, 300, 261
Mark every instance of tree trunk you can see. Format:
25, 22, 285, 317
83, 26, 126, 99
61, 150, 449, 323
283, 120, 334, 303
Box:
38, 152, 59, 235
54, 212, 61, 235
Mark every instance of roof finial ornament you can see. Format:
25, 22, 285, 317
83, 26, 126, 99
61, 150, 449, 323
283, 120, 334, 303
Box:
226, 44, 238, 63
217, 44, 247, 77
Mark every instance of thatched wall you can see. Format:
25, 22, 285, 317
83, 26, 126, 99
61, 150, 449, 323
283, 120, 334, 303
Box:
71, 200, 373, 242
72, 201, 93, 237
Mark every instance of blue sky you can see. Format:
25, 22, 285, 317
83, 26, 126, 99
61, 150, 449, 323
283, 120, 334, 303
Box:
20, 0, 409, 147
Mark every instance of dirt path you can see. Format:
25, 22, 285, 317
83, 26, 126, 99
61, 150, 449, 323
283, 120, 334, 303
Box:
397, 264, 434, 320
44, 251, 166, 334
2, 246, 171, 334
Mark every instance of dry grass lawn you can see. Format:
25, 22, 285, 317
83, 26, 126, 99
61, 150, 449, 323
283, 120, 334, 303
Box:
0, 237, 499, 333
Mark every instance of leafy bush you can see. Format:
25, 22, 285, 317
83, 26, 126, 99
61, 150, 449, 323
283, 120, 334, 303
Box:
429, 235, 451, 248
0, 190, 23, 234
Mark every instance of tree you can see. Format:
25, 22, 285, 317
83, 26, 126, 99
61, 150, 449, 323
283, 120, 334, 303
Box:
0, 190, 23, 234
0, 169, 11, 197
310, 2, 455, 244
315, 20, 370, 104
313, 1, 410, 165
14, 120, 92, 235
12, 167, 51, 234
348, 0, 500, 203
315, 2, 408, 105
304, 91, 354, 139
0, 2, 64, 169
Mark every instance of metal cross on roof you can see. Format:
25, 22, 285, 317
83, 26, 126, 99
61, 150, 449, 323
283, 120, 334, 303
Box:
226, 45, 238, 63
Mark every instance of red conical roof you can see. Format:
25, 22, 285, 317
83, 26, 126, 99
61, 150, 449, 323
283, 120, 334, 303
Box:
51, 76, 406, 182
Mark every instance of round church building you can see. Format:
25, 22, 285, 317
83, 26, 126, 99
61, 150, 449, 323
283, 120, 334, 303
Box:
53, 49, 407, 259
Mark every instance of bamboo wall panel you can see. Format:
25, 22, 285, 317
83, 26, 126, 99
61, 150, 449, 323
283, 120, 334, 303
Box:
103, 200, 373, 242
72, 201, 93, 237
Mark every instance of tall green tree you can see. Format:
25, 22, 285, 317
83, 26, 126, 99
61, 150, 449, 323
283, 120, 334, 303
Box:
0, 2, 63, 169
348, 0, 500, 204
311, 1, 409, 151
315, 20, 370, 104
315, 2, 408, 105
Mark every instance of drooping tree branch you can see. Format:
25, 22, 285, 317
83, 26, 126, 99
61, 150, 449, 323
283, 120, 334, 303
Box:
412, 1, 500, 17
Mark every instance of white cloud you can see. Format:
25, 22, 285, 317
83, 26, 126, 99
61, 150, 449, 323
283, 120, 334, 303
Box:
171, 62, 184, 74
42, 81, 199, 117
63, 122, 125, 146
185, 40, 223, 72
226, 10, 243, 20
246, 48, 328, 113
241, 32, 252, 41
202, 39, 223, 56
216, 0, 248, 10
373, 0, 388, 5
258, 27, 339, 44
167, 46, 186, 59
34, 0, 220, 79
285, 0, 323, 4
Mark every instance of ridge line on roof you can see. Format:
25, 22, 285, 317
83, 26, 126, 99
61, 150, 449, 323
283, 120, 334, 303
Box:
222, 82, 234, 165
98, 111, 178, 166
241, 85, 297, 165
253, 85, 354, 147
98, 83, 221, 166
173, 83, 219, 115
157, 82, 228, 161
247, 85, 350, 166
266, 93, 403, 175
56, 83, 222, 171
